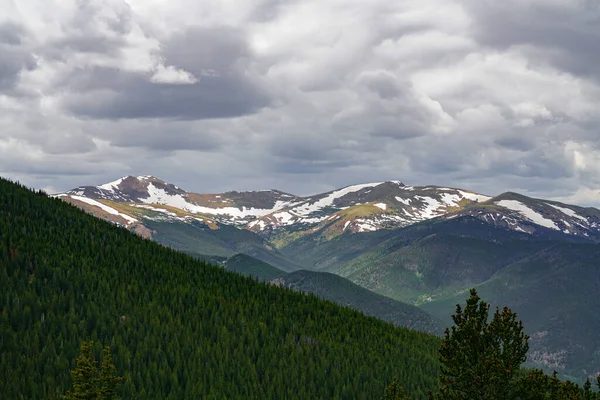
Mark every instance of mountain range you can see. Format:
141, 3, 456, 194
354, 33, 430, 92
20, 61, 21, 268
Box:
58, 175, 600, 241
55, 175, 600, 378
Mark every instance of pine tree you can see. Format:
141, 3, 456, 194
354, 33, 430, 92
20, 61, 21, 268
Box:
99, 346, 124, 400
383, 376, 411, 400
583, 378, 593, 400
436, 288, 529, 400
62, 341, 98, 400
63, 342, 123, 400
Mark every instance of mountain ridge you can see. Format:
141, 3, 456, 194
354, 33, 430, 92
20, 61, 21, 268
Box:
57, 175, 600, 243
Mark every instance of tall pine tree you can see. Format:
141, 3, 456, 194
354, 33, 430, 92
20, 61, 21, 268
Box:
62, 341, 99, 400
436, 289, 528, 400
63, 341, 123, 400
99, 346, 124, 400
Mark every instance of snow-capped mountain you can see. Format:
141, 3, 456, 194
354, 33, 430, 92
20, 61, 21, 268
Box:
56, 175, 600, 242
247, 181, 490, 235
444, 192, 600, 239
58, 175, 303, 227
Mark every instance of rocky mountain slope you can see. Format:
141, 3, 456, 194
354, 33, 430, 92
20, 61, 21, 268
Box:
57, 175, 600, 244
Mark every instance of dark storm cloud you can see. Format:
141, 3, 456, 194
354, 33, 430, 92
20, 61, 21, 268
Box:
66, 70, 269, 120
51, 35, 125, 57
162, 27, 249, 77
463, 0, 600, 80
494, 136, 536, 152
39, 0, 132, 61
0, 24, 37, 93
0, 22, 26, 45
106, 120, 226, 152
63, 27, 271, 120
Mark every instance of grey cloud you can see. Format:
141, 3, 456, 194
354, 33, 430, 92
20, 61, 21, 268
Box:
62, 26, 271, 120
494, 136, 536, 152
69, 0, 133, 35
330, 71, 432, 139
273, 159, 354, 174
249, 0, 299, 22
63, 67, 269, 120
106, 120, 226, 152
266, 135, 357, 174
357, 70, 404, 100
464, 0, 600, 79
0, 22, 26, 45
162, 27, 250, 76
50, 35, 125, 57
0, 46, 37, 92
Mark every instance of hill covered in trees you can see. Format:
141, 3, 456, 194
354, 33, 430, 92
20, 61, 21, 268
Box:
0, 177, 441, 399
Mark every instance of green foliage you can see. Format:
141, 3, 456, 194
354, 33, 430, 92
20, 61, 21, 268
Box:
99, 345, 124, 400
63, 341, 99, 400
0, 178, 440, 399
422, 288, 600, 399
422, 243, 600, 377
510, 369, 600, 399
436, 289, 529, 399
62, 341, 123, 400
383, 376, 411, 400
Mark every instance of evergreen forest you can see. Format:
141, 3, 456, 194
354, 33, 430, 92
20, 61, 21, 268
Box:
0, 178, 440, 399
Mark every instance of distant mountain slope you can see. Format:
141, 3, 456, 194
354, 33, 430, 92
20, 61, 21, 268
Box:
0, 177, 441, 399
272, 270, 444, 335
442, 192, 600, 240
222, 253, 286, 281
420, 243, 600, 377
143, 219, 305, 272
278, 214, 600, 377
210, 253, 444, 334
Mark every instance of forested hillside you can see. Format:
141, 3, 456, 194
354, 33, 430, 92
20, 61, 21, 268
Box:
0, 178, 440, 399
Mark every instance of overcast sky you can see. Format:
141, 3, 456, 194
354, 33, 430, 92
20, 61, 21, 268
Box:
2, 0, 600, 204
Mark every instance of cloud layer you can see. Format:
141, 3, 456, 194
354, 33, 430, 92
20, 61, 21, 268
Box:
1, 0, 600, 204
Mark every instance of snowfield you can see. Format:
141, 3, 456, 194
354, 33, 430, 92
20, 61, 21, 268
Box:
497, 200, 558, 230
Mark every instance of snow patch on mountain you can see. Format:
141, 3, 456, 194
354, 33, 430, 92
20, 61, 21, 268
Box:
292, 182, 384, 216
71, 195, 137, 224
459, 190, 492, 203
497, 200, 558, 230
98, 177, 125, 191
395, 197, 411, 205
374, 203, 387, 210
141, 183, 293, 219
416, 196, 445, 218
546, 203, 587, 222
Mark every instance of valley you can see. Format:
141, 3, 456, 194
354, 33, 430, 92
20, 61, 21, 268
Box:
54, 175, 600, 379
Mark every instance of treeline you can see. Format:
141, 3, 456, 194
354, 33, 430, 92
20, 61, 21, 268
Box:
0, 177, 440, 399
